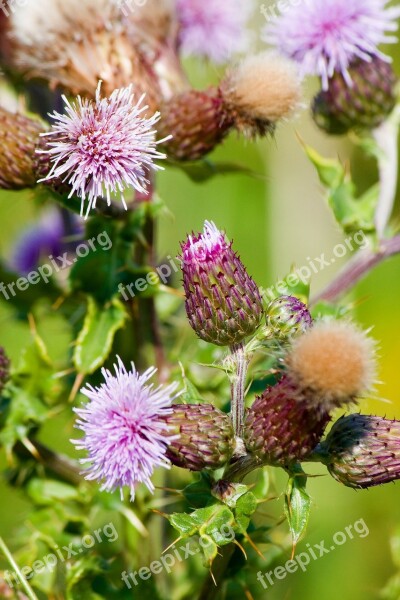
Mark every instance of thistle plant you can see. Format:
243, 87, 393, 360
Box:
0, 2, 400, 600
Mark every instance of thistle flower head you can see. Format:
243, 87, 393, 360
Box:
317, 414, 400, 488
265, 0, 400, 89
182, 220, 229, 264
286, 320, 377, 408
73, 357, 180, 501
38, 83, 168, 218
181, 221, 263, 346
177, 0, 254, 63
10, 0, 162, 104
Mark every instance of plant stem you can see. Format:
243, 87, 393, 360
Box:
311, 234, 400, 305
197, 544, 236, 600
0, 536, 39, 600
229, 343, 248, 439
373, 105, 400, 239
16, 438, 82, 486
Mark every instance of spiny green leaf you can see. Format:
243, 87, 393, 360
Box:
73, 296, 127, 375
284, 471, 311, 555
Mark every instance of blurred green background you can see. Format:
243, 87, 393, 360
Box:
1, 33, 400, 600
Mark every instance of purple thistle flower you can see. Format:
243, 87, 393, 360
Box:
73, 357, 180, 501
9, 209, 82, 276
177, 0, 254, 64
37, 83, 168, 218
264, 0, 400, 90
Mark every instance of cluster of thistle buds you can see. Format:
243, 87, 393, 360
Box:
74, 221, 400, 499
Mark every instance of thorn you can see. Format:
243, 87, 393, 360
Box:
243, 534, 264, 560
162, 536, 182, 554
233, 539, 247, 560
68, 372, 84, 402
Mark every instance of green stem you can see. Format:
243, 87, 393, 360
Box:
229, 343, 248, 439
0, 536, 39, 600
197, 544, 236, 600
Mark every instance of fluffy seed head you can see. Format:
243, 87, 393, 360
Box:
220, 52, 302, 136
37, 83, 168, 218
264, 0, 400, 90
177, 0, 254, 64
286, 320, 377, 407
181, 221, 263, 346
9, 0, 161, 104
73, 357, 180, 501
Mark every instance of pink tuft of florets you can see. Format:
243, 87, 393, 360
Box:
38, 83, 169, 218
177, 0, 254, 63
72, 357, 180, 501
264, 0, 400, 89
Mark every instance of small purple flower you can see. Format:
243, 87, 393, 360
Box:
38, 83, 168, 218
73, 357, 180, 501
177, 0, 254, 64
264, 0, 400, 90
9, 209, 82, 276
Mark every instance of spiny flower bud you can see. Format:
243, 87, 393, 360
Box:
244, 376, 332, 467
316, 414, 400, 489
266, 295, 312, 338
157, 88, 230, 161
0, 347, 10, 394
159, 52, 301, 161
0, 107, 44, 189
285, 320, 377, 410
161, 403, 235, 471
312, 57, 397, 135
181, 221, 263, 346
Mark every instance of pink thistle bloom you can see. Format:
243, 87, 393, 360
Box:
264, 0, 400, 90
177, 0, 255, 64
72, 357, 180, 501
38, 83, 169, 218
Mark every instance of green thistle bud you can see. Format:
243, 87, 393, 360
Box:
161, 403, 235, 471
312, 57, 397, 135
316, 414, 400, 489
244, 376, 331, 468
180, 221, 263, 347
0, 107, 43, 189
0, 347, 10, 394
266, 295, 312, 338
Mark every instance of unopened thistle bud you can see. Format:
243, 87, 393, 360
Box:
312, 57, 398, 135
0, 347, 10, 394
244, 319, 377, 467
181, 221, 263, 346
0, 107, 44, 189
266, 295, 312, 338
158, 52, 301, 161
316, 414, 400, 489
245, 376, 332, 467
161, 404, 235, 471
